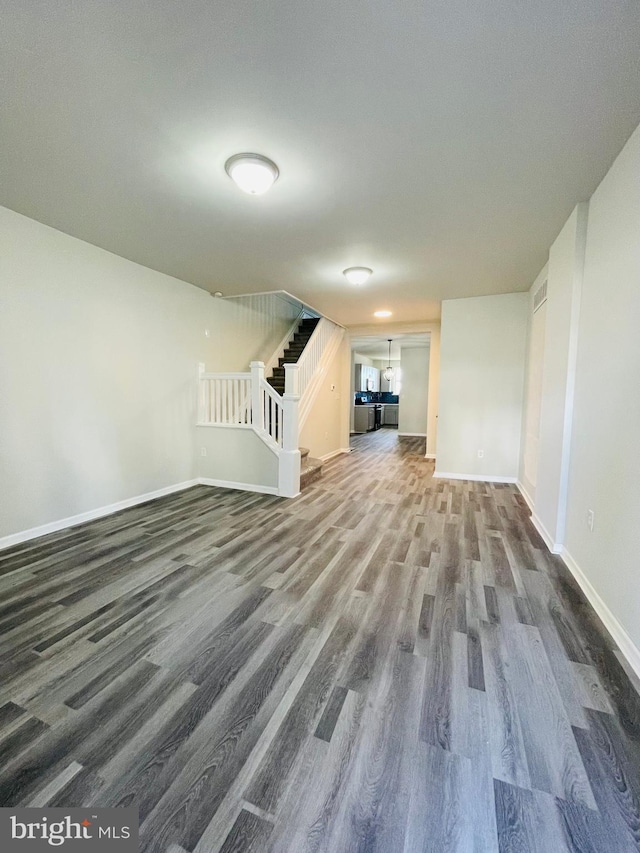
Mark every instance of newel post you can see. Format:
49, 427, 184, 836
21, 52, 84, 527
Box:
282, 365, 300, 452
279, 363, 301, 497
250, 361, 265, 431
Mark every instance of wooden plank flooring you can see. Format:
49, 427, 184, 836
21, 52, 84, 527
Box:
1, 428, 639, 851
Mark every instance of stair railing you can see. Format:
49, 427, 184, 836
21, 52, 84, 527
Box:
286, 317, 335, 399
250, 361, 300, 495
198, 314, 340, 496
198, 368, 252, 426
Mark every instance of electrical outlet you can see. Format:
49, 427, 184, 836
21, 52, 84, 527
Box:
587, 509, 595, 532
477, 449, 484, 459
200, 447, 207, 457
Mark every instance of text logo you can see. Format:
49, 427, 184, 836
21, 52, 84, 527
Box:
0, 808, 138, 851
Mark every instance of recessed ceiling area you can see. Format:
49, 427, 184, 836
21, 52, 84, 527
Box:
1, 2, 640, 326
351, 334, 430, 361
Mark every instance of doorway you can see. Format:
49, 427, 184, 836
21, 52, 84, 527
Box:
349, 332, 431, 449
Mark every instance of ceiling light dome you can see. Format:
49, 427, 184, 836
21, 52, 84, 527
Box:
225, 153, 279, 195
343, 267, 373, 285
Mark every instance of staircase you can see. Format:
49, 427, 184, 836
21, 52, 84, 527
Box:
266, 317, 319, 395
198, 312, 344, 497
267, 318, 323, 489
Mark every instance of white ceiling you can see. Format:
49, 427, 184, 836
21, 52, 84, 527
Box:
2, 2, 640, 326
352, 334, 430, 360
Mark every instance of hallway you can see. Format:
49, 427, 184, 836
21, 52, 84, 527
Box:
0, 430, 639, 851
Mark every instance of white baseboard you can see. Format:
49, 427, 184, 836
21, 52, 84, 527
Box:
198, 477, 279, 496
424, 453, 436, 460
562, 547, 640, 683
516, 480, 535, 513
515, 482, 563, 553
319, 448, 352, 462
0, 479, 199, 552
531, 511, 562, 554
398, 432, 427, 437
433, 471, 517, 484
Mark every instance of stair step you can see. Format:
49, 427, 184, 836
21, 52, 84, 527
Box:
300, 456, 323, 489
267, 317, 319, 390
300, 447, 310, 460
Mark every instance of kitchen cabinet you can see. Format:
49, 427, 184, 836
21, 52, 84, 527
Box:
354, 364, 379, 392
382, 404, 399, 426
353, 406, 375, 433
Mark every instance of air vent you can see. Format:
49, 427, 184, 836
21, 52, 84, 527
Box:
533, 279, 548, 313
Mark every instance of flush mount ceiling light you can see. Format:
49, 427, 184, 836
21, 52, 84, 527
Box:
383, 339, 394, 382
343, 267, 373, 286
374, 310, 392, 318
225, 153, 279, 195
342, 267, 373, 284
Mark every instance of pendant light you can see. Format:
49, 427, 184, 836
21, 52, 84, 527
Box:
383, 339, 394, 382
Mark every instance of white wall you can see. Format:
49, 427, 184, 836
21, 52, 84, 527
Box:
436, 294, 528, 479
353, 352, 375, 366
519, 265, 548, 502
208, 293, 301, 372
534, 204, 588, 546
563, 123, 640, 653
426, 326, 440, 457
300, 336, 351, 460
197, 427, 279, 490
0, 207, 296, 542
398, 347, 429, 435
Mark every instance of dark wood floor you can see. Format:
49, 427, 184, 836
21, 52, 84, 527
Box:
1, 429, 639, 852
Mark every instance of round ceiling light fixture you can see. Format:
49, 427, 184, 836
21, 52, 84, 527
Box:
374, 310, 392, 318
225, 153, 279, 195
343, 267, 373, 286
